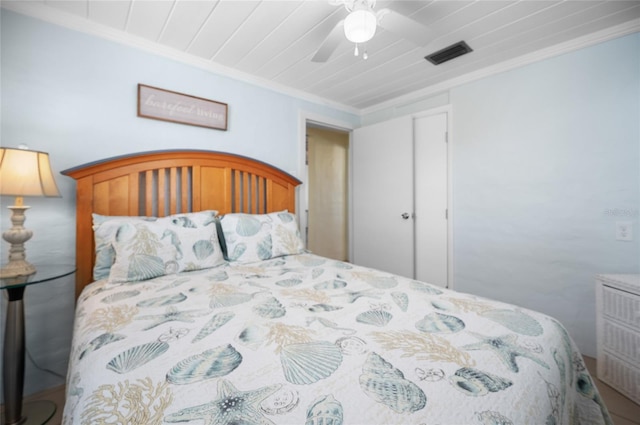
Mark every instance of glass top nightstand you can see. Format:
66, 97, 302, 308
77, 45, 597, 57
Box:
0, 264, 75, 290
1, 264, 75, 425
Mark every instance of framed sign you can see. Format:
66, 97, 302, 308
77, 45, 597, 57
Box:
137, 84, 228, 131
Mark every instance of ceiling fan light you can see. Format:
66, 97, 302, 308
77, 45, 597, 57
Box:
344, 8, 377, 43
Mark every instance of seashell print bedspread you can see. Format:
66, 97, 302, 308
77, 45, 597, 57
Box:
63, 253, 612, 425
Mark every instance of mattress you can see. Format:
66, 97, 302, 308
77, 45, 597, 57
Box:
63, 253, 611, 424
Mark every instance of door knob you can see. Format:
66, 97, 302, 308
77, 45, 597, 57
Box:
401, 213, 410, 220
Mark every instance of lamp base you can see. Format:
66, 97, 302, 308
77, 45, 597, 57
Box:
0, 260, 36, 279
2, 203, 35, 279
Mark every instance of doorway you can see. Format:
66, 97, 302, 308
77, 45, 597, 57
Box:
305, 125, 350, 261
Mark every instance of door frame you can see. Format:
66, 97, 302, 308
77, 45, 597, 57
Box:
298, 111, 355, 253
411, 105, 454, 289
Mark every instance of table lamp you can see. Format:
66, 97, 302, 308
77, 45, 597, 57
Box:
0, 146, 61, 278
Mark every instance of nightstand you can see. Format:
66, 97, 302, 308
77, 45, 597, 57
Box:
1, 265, 75, 425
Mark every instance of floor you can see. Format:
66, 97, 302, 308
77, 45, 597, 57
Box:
2, 356, 639, 424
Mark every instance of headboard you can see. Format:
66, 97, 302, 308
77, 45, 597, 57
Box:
62, 150, 302, 299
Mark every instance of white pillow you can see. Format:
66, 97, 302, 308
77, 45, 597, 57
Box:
107, 211, 225, 283
220, 211, 304, 264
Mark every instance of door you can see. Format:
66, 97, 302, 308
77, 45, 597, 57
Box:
352, 112, 449, 286
352, 116, 414, 277
414, 113, 448, 286
307, 127, 349, 261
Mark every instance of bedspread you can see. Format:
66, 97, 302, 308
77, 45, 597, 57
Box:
63, 253, 611, 424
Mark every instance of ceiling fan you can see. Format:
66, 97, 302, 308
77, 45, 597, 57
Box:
312, 0, 432, 62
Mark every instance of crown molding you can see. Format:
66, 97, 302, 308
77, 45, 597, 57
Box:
361, 18, 640, 116
0, 1, 360, 116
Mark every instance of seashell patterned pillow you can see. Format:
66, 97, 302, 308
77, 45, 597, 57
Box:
105, 210, 225, 283
93, 213, 154, 281
220, 210, 305, 264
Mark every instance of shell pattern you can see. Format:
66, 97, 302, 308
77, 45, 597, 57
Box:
253, 296, 286, 319
449, 367, 513, 396
236, 215, 262, 236
308, 304, 343, 313
106, 341, 169, 374
101, 290, 140, 304
410, 281, 443, 295
236, 324, 269, 350
305, 394, 343, 425
475, 410, 514, 425
136, 293, 187, 308
192, 311, 235, 343
207, 270, 229, 282
356, 310, 393, 327
359, 352, 426, 414
166, 344, 243, 384
277, 212, 294, 223
128, 254, 166, 281
79, 332, 126, 360
391, 292, 409, 312
480, 309, 543, 336
431, 299, 455, 311
415, 312, 465, 334
164, 260, 180, 274
335, 336, 367, 356
280, 341, 343, 385
277, 278, 303, 287
228, 244, 247, 261
210, 291, 254, 309
192, 240, 215, 260
257, 234, 273, 260
260, 388, 300, 415
314, 280, 347, 290
172, 216, 197, 228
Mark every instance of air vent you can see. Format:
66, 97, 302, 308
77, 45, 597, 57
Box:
425, 41, 472, 65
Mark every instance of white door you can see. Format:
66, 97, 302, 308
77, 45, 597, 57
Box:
352, 112, 449, 286
352, 116, 414, 277
414, 113, 448, 287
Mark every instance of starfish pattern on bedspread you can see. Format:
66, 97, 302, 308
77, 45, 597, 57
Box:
164, 379, 282, 425
135, 306, 211, 330
462, 332, 550, 373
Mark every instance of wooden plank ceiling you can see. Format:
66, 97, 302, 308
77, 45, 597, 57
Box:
4, 0, 640, 111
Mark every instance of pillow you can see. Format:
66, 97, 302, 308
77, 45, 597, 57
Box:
92, 214, 154, 281
220, 211, 304, 264
98, 211, 224, 283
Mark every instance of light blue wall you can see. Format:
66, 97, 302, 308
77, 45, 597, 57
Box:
0, 9, 359, 396
450, 33, 640, 356
360, 33, 639, 358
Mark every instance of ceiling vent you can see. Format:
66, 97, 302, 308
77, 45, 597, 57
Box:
425, 41, 472, 65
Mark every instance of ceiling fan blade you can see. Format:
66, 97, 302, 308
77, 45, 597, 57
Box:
377, 9, 432, 46
312, 20, 345, 63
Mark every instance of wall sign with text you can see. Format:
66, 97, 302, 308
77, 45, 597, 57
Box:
137, 84, 228, 131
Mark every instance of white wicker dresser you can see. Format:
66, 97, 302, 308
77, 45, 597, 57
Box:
595, 274, 640, 405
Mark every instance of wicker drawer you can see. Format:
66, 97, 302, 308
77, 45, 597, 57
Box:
596, 274, 640, 406
601, 319, 640, 365
598, 351, 640, 405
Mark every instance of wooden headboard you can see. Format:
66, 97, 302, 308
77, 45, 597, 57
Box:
62, 150, 302, 299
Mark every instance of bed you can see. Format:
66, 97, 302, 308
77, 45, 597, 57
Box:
61, 150, 612, 425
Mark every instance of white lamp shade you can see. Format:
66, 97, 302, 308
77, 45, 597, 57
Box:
344, 8, 377, 43
0, 147, 61, 198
